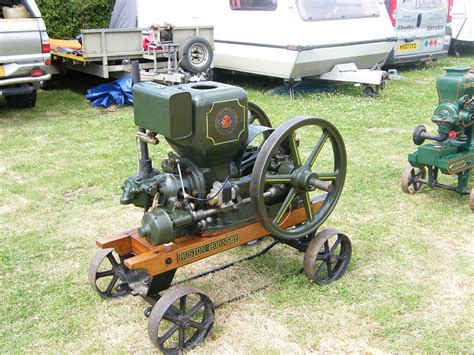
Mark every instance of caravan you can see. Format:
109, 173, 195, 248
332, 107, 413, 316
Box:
134, 0, 396, 89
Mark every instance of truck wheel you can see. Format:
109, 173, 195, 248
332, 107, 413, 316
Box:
179, 36, 213, 74
4, 90, 37, 108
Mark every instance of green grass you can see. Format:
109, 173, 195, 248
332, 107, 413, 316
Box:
1, 58, 473, 353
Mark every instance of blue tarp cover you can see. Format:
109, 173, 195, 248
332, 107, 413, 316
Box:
86, 76, 133, 108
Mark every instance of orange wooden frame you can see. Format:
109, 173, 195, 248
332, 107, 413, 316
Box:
97, 199, 323, 277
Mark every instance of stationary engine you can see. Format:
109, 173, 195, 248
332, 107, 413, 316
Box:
120, 81, 344, 245
90, 80, 351, 353
402, 66, 474, 211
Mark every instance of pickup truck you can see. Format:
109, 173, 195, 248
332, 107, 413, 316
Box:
0, 0, 50, 108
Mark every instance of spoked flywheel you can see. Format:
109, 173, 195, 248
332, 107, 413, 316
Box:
303, 229, 352, 285
248, 101, 272, 127
88, 248, 130, 299
148, 285, 215, 354
250, 116, 347, 240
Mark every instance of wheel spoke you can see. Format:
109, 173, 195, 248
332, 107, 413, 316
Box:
273, 188, 295, 224
163, 311, 180, 323
265, 174, 292, 184
315, 261, 327, 278
317, 172, 338, 181
302, 191, 314, 221
325, 258, 333, 278
105, 275, 118, 296
335, 253, 347, 260
96, 269, 114, 279
188, 320, 206, 331
324, 241, 330, 253
288, 133, 302, 167
178, 327, 185, 348
329, 236, 342, 253
185, 299, 205, 318
106, 253, 119, 267
158, 323, 179, 345
180, 295, 187, 316
305, 132, 328, 168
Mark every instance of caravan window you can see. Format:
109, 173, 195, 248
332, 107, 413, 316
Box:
230, 0, 277, 11
297, 0, 379, 21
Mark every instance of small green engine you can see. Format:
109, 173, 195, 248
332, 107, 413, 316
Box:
402, 66, 474, 211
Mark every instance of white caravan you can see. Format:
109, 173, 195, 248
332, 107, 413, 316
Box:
451, 0, 474, 51
135, 0, 397, 92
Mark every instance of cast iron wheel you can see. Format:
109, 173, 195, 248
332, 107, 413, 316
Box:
248, 101, 272, 127
401, 164, 426, 194
4, 90, 37, 108
179, 36, 213, 74
303, 229, 351, 285
469, 188, 474, 213
148, 285, 214, 354
250, 116, 347, 240
88, 248, 130, 299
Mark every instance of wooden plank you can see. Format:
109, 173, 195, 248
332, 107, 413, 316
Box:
96, 228, 137, 255
124, 200, 323, 276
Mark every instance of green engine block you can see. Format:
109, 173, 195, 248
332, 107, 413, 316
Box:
404, 66, 474, 209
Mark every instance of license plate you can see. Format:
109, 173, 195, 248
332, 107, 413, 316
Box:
399, 43, 418, 51
0, 65, 4, 77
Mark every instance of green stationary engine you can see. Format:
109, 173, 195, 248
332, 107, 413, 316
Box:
120, 81, 346, 246
402, 66, 474, 212
89, 79, 352, 353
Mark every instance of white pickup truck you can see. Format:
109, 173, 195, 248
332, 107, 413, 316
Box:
0, 0, 50, 108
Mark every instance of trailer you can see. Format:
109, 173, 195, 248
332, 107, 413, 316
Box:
49, 25, 214, 84
50, 28, 152, 79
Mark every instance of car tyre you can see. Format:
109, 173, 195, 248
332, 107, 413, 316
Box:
179, 36, 213, 74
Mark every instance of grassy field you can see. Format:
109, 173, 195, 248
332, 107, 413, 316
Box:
1, 56, 473, 353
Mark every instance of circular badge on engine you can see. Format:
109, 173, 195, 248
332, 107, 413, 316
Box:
215, 108, 238, 136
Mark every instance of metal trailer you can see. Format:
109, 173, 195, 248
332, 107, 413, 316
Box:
49, 26, 214, 84
50, 28, 154, 79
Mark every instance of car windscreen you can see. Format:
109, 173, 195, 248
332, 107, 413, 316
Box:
297, 0, 379, 21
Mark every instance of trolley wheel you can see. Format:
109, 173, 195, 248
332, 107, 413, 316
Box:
401, 164, 426, 194
250, 116, 347, 240
88, 248, 130, 299
248, 102, 272, 127
469, 188, 474, 213
179, 36, 213, 74
303, 229, 352, 285
148, 285, 215, 353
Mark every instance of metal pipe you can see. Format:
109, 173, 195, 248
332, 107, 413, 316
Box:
132, 60, 153, 178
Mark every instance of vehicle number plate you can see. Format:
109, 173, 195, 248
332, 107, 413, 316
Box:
399, 43, 418, 51
0, 65, 4, 77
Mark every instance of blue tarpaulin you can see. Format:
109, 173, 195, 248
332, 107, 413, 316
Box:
86, 76, 133, 108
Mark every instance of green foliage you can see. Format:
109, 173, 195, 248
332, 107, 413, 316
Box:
36, 0, 114, 38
